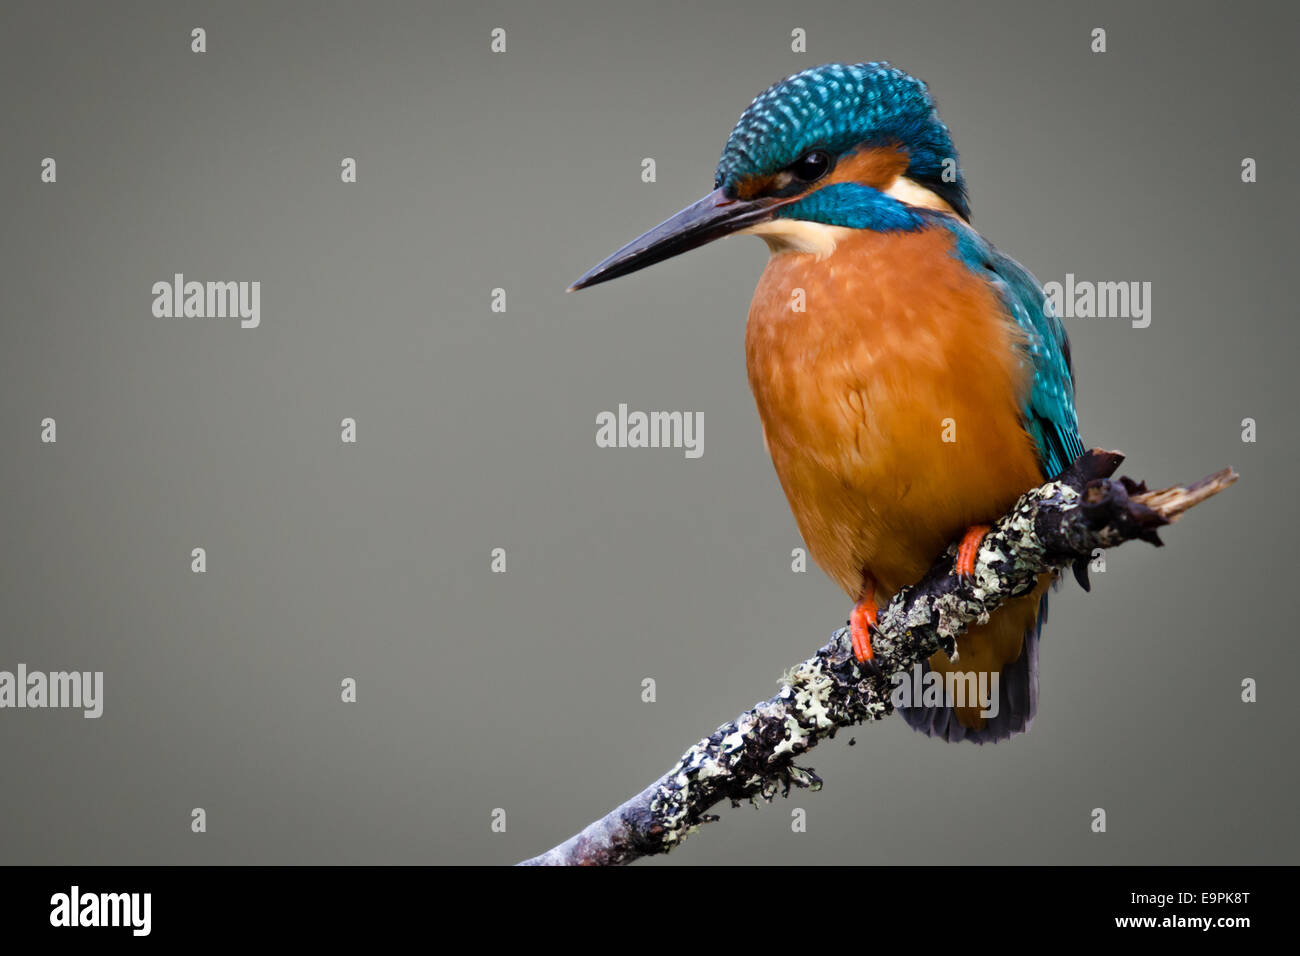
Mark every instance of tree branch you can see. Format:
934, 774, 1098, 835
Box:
517, 450, 1237, 866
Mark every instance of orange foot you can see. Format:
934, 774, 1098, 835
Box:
850, 582, 878, 663
955, 524, 991, 579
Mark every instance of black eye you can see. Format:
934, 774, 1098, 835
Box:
791, 149, 832, 182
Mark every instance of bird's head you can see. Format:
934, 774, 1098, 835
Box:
570, 62, 968, 291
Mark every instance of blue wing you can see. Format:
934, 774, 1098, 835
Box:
899, 217, 1083, 747
937, 217, 1084, 479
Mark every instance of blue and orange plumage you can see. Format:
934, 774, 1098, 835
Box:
572, 63, 1084, 743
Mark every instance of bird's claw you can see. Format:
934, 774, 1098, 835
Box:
850, 599, 878, 663
955, 524, 991, 581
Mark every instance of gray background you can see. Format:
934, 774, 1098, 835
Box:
1, 0, 1295, 866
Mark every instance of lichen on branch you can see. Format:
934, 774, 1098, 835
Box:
519, 450, 1237, 866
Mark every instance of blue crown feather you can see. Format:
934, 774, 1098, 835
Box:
714, 62, 969, 220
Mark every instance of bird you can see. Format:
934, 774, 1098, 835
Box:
569, 62, 1083, 743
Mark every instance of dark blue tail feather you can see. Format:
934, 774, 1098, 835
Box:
896, 593, 1048, 744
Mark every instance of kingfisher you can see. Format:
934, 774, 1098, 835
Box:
570, 62, 1083, 743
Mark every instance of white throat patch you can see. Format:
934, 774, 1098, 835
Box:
736, 219, 854, 259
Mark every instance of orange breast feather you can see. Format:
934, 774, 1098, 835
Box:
745, 224, 1047, 708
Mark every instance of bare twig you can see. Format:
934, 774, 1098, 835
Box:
518, 450, 1237, 866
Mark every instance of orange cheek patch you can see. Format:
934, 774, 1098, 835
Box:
820, 145, 909, 191
734, 174, 776, 199
736, 144, 907, 199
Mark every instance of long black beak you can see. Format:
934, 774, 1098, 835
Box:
568, 188, 785, 292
